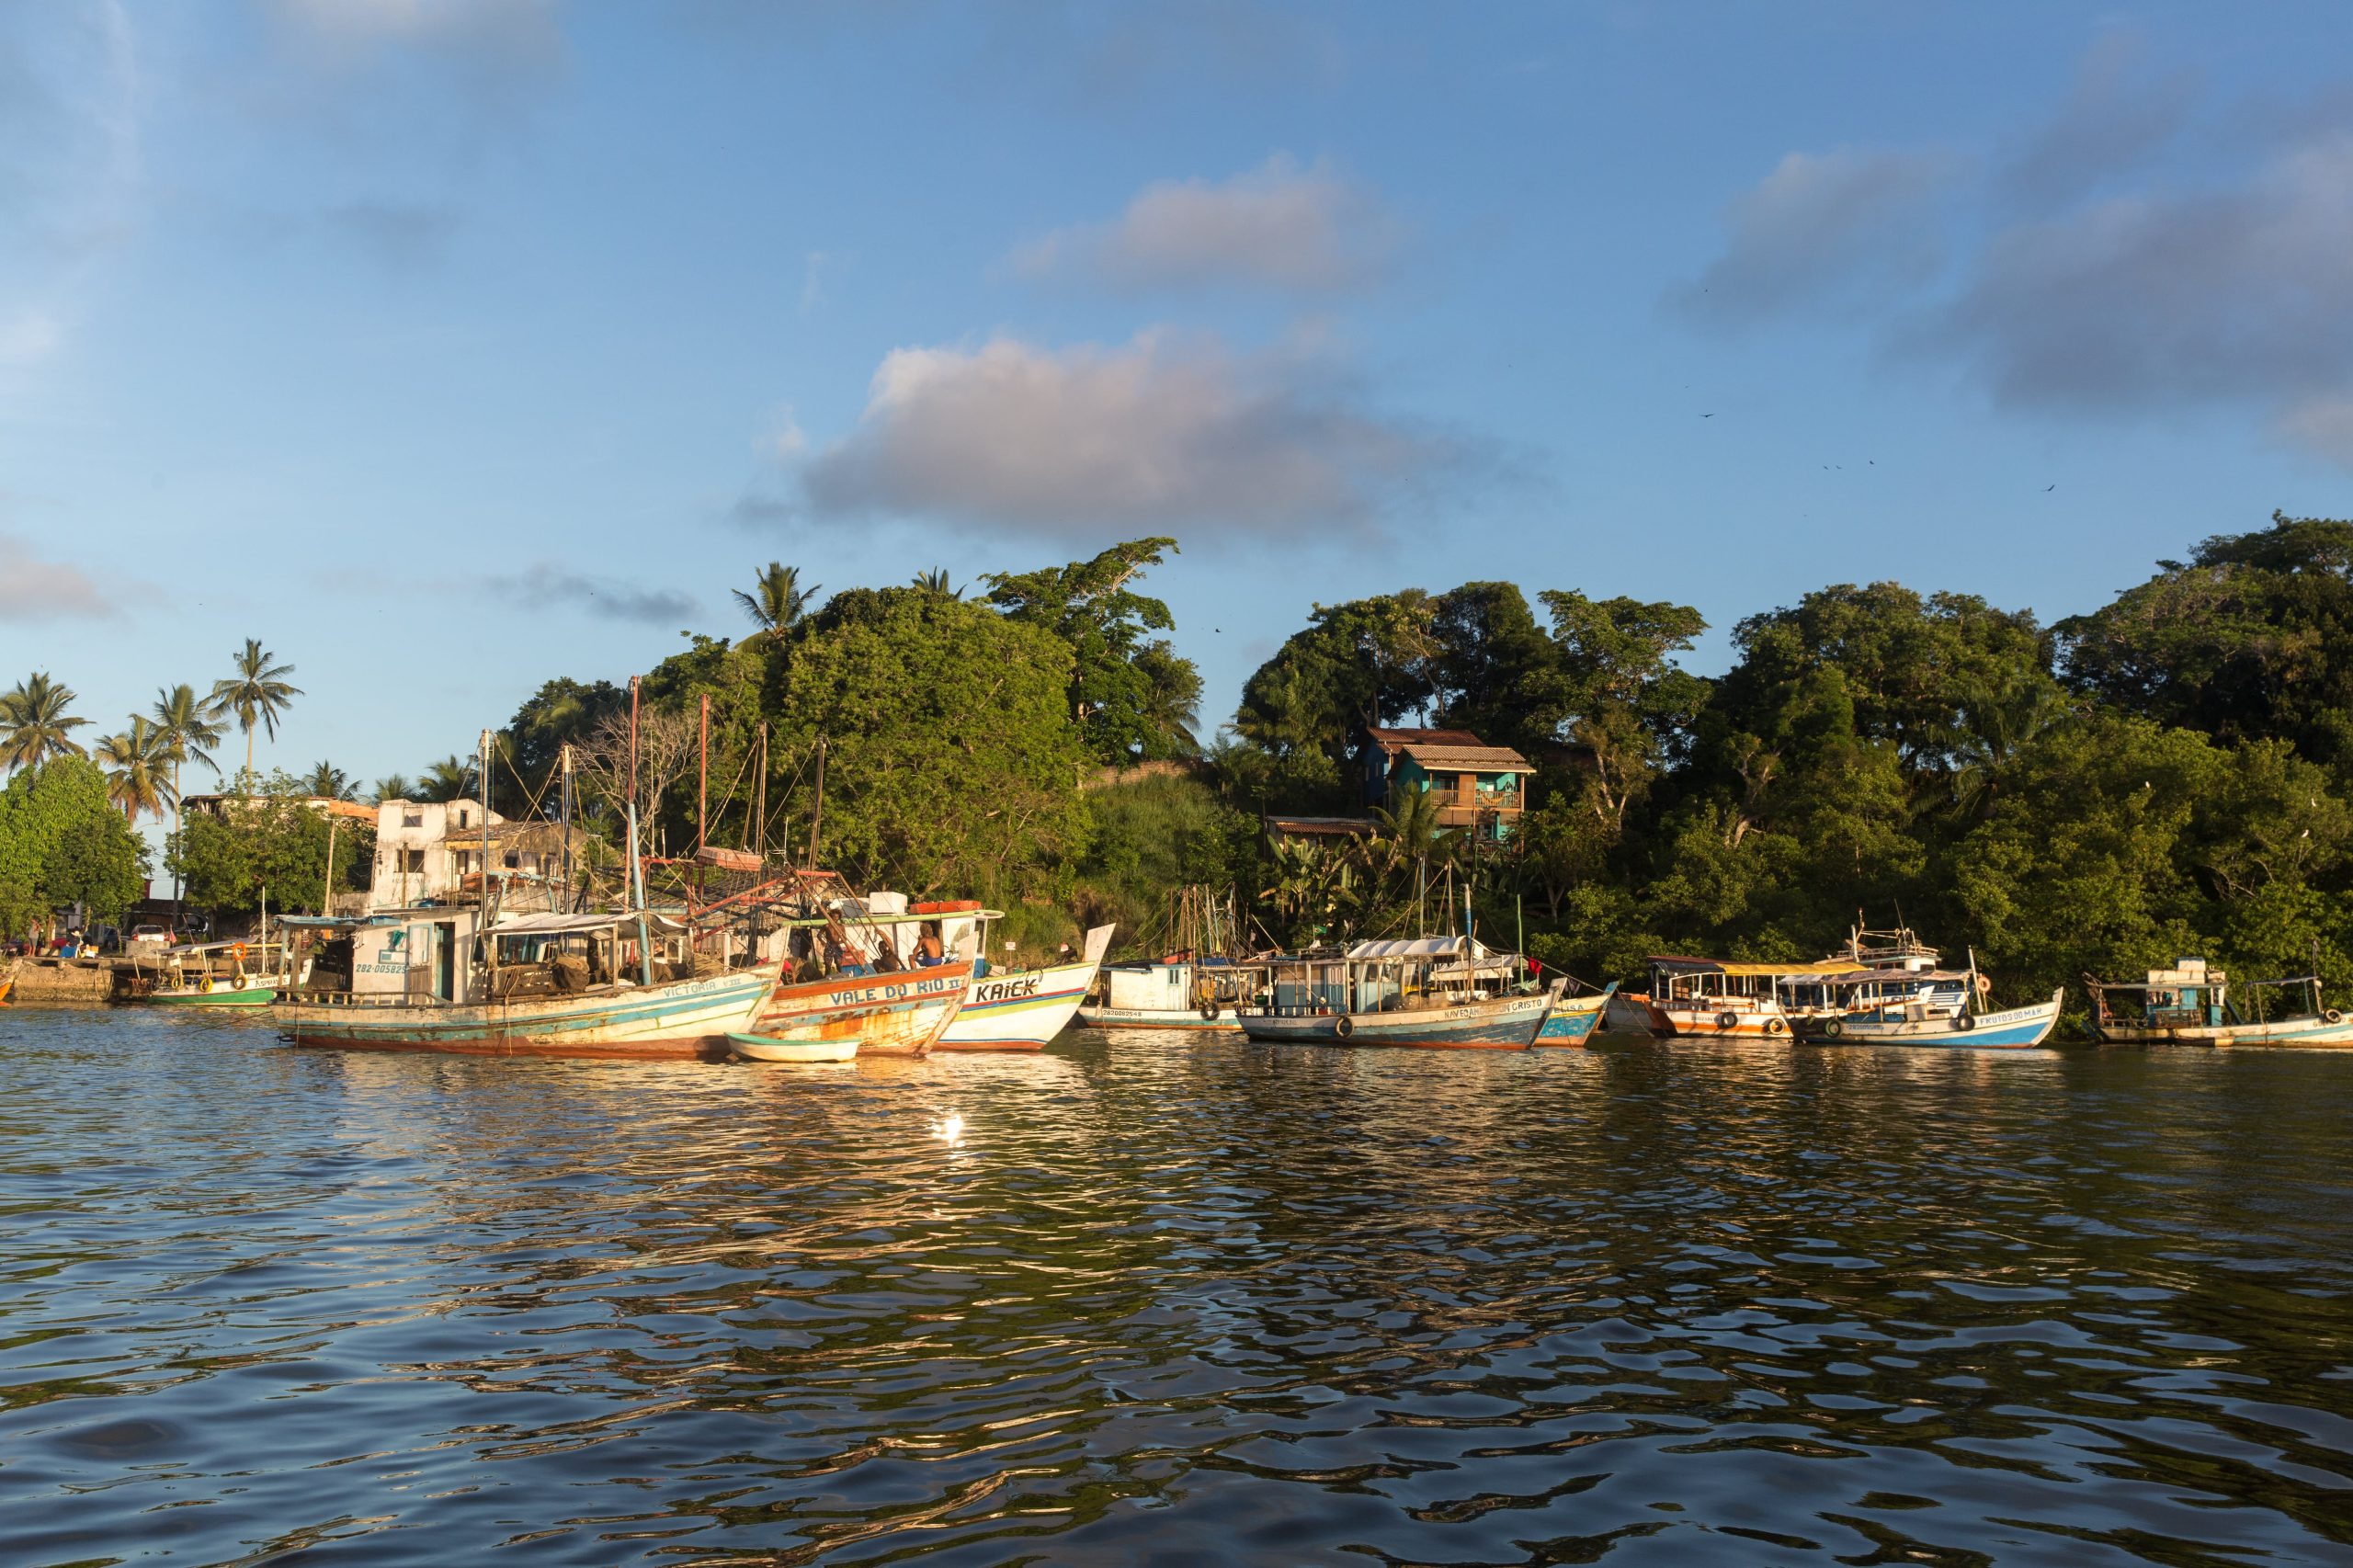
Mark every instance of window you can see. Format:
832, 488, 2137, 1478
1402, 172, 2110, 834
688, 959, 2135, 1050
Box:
403, 812, 423, 829
457, 809, 470, 828
402, 849, 425, 873
503, 852, 520, 869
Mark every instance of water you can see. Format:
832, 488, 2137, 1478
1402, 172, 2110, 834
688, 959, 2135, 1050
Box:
5, 1011, 2352, 1566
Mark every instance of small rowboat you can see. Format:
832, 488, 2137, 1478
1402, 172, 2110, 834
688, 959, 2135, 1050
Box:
147, 977, 278, 1007
728, 1032, 858, 1062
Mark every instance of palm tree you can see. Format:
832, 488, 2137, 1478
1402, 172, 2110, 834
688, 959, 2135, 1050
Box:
373, 774, 415, 804
420, 756, 474, 803
733, 562, 819, 639
301, 761, 355, 801
206, 639, 302, 784
95, 716, 176, 823
911, 567, 961, 598
1951, 677, 2073, 820
0, 671, 90, 771
150, 683, 224, 841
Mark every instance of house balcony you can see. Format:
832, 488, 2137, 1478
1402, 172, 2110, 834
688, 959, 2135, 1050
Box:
1435, 798, 1522, 835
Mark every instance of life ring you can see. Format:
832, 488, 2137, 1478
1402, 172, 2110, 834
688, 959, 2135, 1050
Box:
199, 977, 214, 994
1765, 1017, 1787, 1035
1822, 1017, 1845, 1039
1199, 999, 1221, 1021
1333, 1015, 1354, 1039
2326, 1009, 2344, 1024
1716, 1010, 1739, 1030
1974, 973, 1992, 995
1951, 1012, 1975, 1031
232, 943, 247, 964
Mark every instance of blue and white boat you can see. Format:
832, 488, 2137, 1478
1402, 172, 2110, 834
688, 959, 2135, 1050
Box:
1820, 986, 2064, 1048
1536, 981, 1619, 1046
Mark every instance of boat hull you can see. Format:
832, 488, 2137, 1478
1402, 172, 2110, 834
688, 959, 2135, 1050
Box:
728, 1032, 858, 1063
750, 962, 969, 1057
1654, 1004, 1799, 1040
146, 985, 278, 1007
1823, 990, 2064, 1049
2094, 1016, 2353, 1048
1074, 1005, 1243, 1031
936, 928, 1110, 1051
1535, 983, 1617, 1046
281, 969, 772, 1060
1239, 989, 1557, 1051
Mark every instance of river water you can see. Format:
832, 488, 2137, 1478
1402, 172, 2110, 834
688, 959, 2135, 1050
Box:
4, 1010, 2351, 1566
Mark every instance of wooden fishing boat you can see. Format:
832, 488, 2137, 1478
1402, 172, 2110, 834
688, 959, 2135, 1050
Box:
1238, 938, 1563, 1050
727, 1032, 858, 1063
1643, 956, 1855, 1040
745, 960, 971, 1057
937, 922, 1114, 1051
1535, 981, 1619, 1046
1074, 887, 1260, 1032
2086, 960, 2353, 1048
1819, 986, 2064, 1048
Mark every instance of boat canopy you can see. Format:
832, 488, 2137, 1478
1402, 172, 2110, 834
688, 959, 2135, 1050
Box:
1347, 936, 1498, 961
492, 912, 636, 936
1651, 955, 1855, 979
1784, 967, 1976, 986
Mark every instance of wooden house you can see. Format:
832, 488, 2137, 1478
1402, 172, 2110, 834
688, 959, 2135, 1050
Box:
1358, 726, 1535, 840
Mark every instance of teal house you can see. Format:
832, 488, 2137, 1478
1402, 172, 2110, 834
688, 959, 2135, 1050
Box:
1358, 727, 1535, 840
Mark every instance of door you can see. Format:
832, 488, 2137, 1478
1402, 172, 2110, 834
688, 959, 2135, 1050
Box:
436, 922, 456, 1000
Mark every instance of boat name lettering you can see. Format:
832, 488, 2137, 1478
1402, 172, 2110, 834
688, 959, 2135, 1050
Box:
972, 973, 1041, 1005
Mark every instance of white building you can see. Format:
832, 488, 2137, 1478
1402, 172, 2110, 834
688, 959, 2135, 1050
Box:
368, 799, 506, 910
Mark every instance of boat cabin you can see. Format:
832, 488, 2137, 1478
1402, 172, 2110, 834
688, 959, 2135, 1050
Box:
2081, 958, 2331, 1032
1265, 936, 1525, 1017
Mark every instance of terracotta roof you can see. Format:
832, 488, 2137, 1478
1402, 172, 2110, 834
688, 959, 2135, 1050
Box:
1397, 742, 1534, 773
1364, 726, 1484, 752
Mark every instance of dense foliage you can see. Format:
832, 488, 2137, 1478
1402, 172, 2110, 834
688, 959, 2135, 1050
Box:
165, 772, 371, 917
0, 757, 151, 932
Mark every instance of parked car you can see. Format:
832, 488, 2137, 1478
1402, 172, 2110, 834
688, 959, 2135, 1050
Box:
130, 925, 172, 949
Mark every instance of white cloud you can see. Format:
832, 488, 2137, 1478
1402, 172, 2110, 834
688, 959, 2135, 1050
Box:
0, 530, 119, 621
1013, 155, 1396, 292
797, 330, 1469, 537
267, 0, 559, 62
490, 563, 698, 624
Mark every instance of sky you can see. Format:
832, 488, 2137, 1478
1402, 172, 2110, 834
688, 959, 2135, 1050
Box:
6, 0, 2353, 816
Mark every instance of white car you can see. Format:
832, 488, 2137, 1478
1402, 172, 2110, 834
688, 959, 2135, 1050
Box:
129, 925, 172, 949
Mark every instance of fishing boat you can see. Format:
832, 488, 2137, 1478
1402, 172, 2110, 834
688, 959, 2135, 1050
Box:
1805, 949, 2063, 1047
0, 970, 13, 1005
280, 905, 773, 1058
1601, 988, 1659, 1037
740, 891, 974, 1059
1075, 886, 1264, 1032
936, 917, 1115, 1051
2086, 959, 2353, 1048
726, 1031, 858, 1063
1642, 956, 1854, 1039
1237, 937, 1563, 1050
1535, 980, 1619, 1046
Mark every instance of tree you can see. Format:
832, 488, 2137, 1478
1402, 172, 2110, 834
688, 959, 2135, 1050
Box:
0, 671, 90, 772
0, 756, 149, 933
94, 717, 176, 823
301, 761, 357, 801
206, 639, 301, 781
1426, 582, 1563, 756
1234, 592, 1438, 769
773, 587, 1091, 894
505, 678, 628, 812
418, 756, 476, 804
151, 683, 224, 843
2057, 513, 2353, 775
1540, 590, 1710, 829
911, 568, 961, 598
373, 775, 414, 804
984, 538, 1202, 764
167, 772, 370, 918
733, 562, 821, 639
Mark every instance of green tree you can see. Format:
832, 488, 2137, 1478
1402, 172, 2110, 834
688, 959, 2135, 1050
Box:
1234, 591, 1438, 770
373, 775, 414, 804
734, 562, 821, 640
911, 568, 961, 597
207, 639, 302, 781
0, 756, 149, 932
94, 717, 176, 823
419, 756, 475, 803
1426, 582, 1563, 756
151, 682, 224, 844
0, 671, 90, 772
2057, 512, 2353, 773
167, 773, 370, 917
775, 588, 1090, 894
984, 538, 1202, 764
300, 761, 357, 801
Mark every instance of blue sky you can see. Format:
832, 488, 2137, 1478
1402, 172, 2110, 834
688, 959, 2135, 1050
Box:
6, 1, 2353, 814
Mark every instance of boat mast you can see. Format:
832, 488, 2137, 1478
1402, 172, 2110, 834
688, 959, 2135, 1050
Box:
481, 728, 496, 994
558, 744, 575, 912
627, 802, 654, 986
754, 722, 768, 863
805, 735, 827, 869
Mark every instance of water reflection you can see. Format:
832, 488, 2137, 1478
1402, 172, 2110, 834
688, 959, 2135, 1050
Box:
1, 1010, 2349, 1564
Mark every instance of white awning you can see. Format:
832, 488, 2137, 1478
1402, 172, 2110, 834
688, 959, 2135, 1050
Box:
1347, 936, 1494, 961
493, 912, 630, 935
